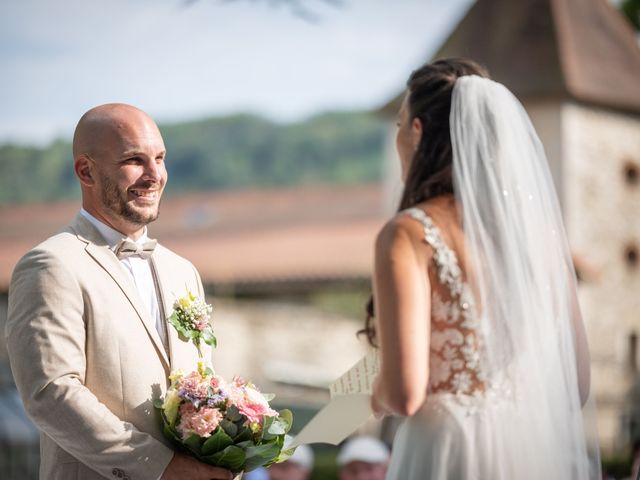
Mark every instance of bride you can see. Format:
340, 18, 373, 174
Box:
366, 58, 600, 479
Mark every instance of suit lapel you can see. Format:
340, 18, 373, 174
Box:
148, 249, 179, 369
149, 244, 212, 371
69, 214, 170, 370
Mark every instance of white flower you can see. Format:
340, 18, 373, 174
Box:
443, 328, 464, 346
432, 292, 449, 323
429, 355, 451, 387
244, 385, 270, 408
451, 358, 465, 371
441, 344, 458, 362
431, 328, 464, 351
451, 371, 472, 393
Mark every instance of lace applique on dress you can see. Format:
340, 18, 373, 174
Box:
404, 207, 487, 397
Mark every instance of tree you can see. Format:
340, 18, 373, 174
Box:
194, 0, 346, 23
621, 0, 640, 32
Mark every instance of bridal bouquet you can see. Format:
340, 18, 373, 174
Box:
156, 363, 293, 473
157, 292, 294, 474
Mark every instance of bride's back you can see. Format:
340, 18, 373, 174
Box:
408, 196, 489, 397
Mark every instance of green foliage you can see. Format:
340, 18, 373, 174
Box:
0, 141, 78, 204
202, 328, 217, 348
621, 0, 640, 31
0, 111, 386, 205
601, 453, 634, 478
202, 428, 234, 455
308, 288, 371, 319
203, 445, 246, 472
168, 312, 196, 341
160, 111, 386, 192
310, 448, 340, 480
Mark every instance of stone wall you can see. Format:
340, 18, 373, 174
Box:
563, 102, 640, 453
525, 99, 566, 208
209, 297, 370, 408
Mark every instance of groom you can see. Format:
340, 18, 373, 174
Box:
5, 104, 232, 480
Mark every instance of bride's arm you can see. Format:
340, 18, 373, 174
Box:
371, 217, 431, 417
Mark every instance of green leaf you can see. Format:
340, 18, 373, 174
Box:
234, 426, 253, 443
226, 405, 242, 423
158, 408, 182, 440
277, 409, 294, 434
183, 434, 205, 456
266, 417, 287, 437
202, 445, 246, 472
162, 421, 182, 445
235, 440, 254, 449
259, 415, 275, 441
168, 314, 192, 342
274, 444, 296, 464
243, 442, 282, 472
153, 398, 164, 409
220, 419, 238, 438
202, 328, 217, 347
167, 313, 182, 330
201, 427, 234, 456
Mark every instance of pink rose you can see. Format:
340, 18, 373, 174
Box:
177, 403, 223, 439
210, 375, 223, 389
237, 402, 278, 424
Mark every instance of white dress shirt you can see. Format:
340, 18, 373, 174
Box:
79, 209, 166, 347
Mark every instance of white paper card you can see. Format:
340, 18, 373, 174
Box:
288, 394, 371, 448
288, 350, 379, 447
330, 350, 380, 397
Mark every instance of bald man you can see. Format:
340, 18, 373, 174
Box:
6, 104, 232, 480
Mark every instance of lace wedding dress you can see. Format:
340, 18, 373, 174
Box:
386, 207, 523, 479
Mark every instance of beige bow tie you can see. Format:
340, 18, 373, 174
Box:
115, 239, 157, 260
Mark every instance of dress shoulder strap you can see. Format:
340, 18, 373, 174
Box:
403, 207, 464, 298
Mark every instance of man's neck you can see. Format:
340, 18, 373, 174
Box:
81, 206, 145, 241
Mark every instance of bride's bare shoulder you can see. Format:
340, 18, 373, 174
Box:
377, 195, 458, 249
375, 210, 430, 256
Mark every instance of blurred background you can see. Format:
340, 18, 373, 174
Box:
0, 0, 639, 478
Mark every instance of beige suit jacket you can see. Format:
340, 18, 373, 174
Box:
6, 214, 213, 480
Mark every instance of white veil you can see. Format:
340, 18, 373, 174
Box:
450, 75, 601, 479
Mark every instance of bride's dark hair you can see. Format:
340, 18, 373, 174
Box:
361, 57, 490, 346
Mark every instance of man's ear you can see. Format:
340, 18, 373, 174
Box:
411, 117, 423, 151
74, 155, 95, 186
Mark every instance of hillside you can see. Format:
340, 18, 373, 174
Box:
0, 111, 387, 205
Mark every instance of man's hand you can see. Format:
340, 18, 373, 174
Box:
161, 452, 234, 480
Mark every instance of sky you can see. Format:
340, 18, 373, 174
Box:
0, 0, 474, 145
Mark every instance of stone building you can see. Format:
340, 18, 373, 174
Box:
381, 0, 640, 454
